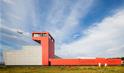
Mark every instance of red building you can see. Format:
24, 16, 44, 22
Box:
32, 32, 122, 66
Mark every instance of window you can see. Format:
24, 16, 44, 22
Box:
33, 34, 40, 37
33, 33, 47, 37
41, 33, 47, 37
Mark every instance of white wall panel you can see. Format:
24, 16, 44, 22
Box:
3, 45, 42, 65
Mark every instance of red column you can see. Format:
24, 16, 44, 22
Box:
40, 38, 49, 65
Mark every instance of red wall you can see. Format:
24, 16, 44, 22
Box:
48, 34, 55, 58
49, 58, 122, 66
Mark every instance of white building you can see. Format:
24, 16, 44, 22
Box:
3, 46, 42, 65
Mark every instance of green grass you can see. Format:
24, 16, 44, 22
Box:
0, 66, 124, 73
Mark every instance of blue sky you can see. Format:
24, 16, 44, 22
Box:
0, 0, 124, 61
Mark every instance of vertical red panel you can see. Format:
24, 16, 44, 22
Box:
48, 36, 54, 58
41, 37, 49, 65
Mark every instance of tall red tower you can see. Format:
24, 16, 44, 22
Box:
32, 32, 54, 65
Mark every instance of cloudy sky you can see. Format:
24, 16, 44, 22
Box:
0, 0, 124, 61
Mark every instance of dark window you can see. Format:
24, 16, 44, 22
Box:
41, 33, 47, 37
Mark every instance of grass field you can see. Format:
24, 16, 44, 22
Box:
0, 66, 124, 73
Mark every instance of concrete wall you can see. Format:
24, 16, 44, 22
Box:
3, 46, 42, 65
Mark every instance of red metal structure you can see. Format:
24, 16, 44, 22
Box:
32, 32, 122, 66
32, 32, 54, 65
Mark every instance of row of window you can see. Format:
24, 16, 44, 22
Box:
33, 33, 47, 37
33, 33, 54, 42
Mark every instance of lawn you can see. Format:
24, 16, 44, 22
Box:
0, 66, 124, 73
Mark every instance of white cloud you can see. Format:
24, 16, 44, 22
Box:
45, 0, 94, 43
1, 25, 30, 36
1, 0, 95, 50
3, 0, 15, 5
57, 9, 124, 58
1, 0, 36, 39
